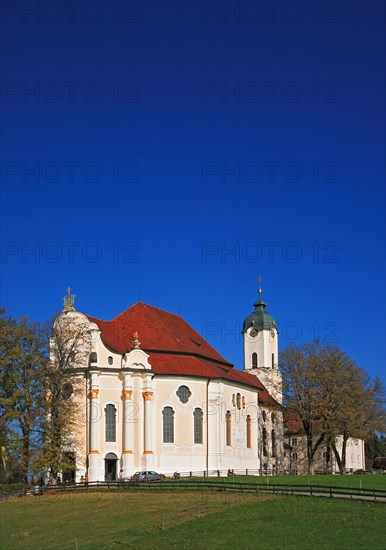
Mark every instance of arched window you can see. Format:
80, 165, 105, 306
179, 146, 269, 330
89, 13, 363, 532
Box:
262, 410, 266, 422
271, 429, 276, 458
246, 415, 252, 448
162, 407, 174, 443
226, 411, 232, 446
105, 404, 116, 442
193, 408, 203, 444
236, 393, 241, 410
252, 352, 258, 369
262, 427, 267, 456
108, 356, 113, 365
271, 353, 274, 368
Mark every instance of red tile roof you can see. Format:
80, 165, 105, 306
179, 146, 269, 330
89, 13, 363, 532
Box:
88, 302, 230, 365
284, 410, 324, 434
284, 410, 305, 434
258, 387, 281, 407
149, 353, 265, 390
87, 301, 278, 401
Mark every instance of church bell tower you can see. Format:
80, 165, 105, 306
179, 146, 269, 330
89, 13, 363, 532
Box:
243, 279, 282, 403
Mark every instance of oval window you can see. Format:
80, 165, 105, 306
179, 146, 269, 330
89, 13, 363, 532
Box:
176, 385, 191, 404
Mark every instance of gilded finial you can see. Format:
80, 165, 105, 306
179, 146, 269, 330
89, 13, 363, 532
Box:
132, 331, 140, 349
63, 287, 76, 311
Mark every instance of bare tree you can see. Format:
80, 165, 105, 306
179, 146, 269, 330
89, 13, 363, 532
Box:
38, 309, 91, 482
281, 341, 385, 474
281, 342, 325, 474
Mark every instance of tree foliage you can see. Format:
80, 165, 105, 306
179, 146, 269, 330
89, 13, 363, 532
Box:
0, 308, 91, 483
365, 432, 386, 469
281, 341, 385, 474
0, 309, 47, 482
36, 311, 90, 481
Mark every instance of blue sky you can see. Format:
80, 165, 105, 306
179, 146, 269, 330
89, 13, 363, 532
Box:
1, 0, 385, 381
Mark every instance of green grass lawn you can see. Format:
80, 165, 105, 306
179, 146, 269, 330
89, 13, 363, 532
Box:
200, 473, 386, 490
1, 486, 385, 550
148, 497, 386, 550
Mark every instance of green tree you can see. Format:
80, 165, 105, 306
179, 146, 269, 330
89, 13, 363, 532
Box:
314, 346, 385, 473
0, 310, 47, 482
365, 432, 386, 468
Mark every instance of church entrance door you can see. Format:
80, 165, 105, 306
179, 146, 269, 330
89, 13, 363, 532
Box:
104, 453, 118, 481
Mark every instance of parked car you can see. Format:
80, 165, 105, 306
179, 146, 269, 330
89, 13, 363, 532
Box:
131, 471, 165, 482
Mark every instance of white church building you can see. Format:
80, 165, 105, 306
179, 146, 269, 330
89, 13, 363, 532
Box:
55, 287, 284, 482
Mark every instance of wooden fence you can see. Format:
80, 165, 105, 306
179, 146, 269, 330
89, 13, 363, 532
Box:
3, 476, 384, 503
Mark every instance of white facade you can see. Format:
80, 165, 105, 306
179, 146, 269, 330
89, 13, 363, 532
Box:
83, 363, 262, 481
56, 296, 280, 482
55, 290, 364, 482
244, 325, 282, 404
286, 434, 366, 474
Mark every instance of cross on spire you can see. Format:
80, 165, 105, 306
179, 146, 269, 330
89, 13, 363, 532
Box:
258, 275, 263, 296
63, 287, 76, 311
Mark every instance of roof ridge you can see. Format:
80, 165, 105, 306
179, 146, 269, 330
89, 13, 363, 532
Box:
112, 301, 143, 321
86, 314, 109, 323
87, 302, 232, 366
141, 303, 183, 343
113, 301, 185, 322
